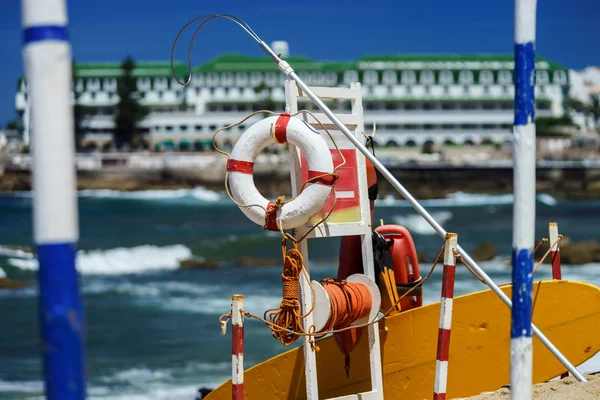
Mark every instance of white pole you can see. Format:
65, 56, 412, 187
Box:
21, 0, 85, 399
512, 0, 537, 398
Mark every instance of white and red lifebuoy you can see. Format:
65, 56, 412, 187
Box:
227, 113, 335, 230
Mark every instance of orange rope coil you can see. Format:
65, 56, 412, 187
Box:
318, 279, 372, 335
264, 241, 306, 346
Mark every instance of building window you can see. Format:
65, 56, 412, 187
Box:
423, 103, 435, 110
459, 70, 473, 84
535, 71, 550, 83
498, 70, 512, 84
439, 71, 454, 84
222, 73, 234, 85
325, 72, 338, 85
385, 103, 398, 110
165, 126, 173, 132
479, 70, 494, 84
420, 70, 434, 84
553, 70, 567, 84
180, 125, 188, 131
363, 70, 379, 85
382, 71, 397, 85
402, 71, 416, 84
344, 70, 359, 84
235, 73, 249, 85
264, 72, 278, 86
195, 125, 203, 131
312, 72, 325, 85
206, 73, 219, 86
250, 72, 263, 86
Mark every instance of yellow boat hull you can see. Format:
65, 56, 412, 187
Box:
206, 280, 600, 399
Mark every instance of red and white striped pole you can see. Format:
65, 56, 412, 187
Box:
549, 222, 562, 280
433, 233, 458, 400
232, 294, 244, 400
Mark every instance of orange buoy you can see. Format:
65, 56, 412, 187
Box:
374, 224, 422, 310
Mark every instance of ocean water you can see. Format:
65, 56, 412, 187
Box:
1, 189, 599, 399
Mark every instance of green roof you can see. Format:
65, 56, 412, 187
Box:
74, 61, 188, 77
18, 53, 568, 84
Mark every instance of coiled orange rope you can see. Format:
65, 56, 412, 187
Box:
318, 278, 372, 334
264, 240, 307, 346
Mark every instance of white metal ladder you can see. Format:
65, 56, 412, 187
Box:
284, 80, 384, 400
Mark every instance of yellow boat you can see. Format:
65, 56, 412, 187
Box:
206, 280, 600, 399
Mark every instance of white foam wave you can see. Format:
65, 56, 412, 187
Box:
393, 211, 453, 235
0, 245, 35, 259
0, 267, 5, 278
0, 379, 43, 393
89, 384, 214, 400
11, 187, 221, 202
379, 192, 558, 208
162, 293, 282, 315
537, 193, 558, 206
83, 280, 216, 298
80, 187, 221, 202
8, 244, 192, 275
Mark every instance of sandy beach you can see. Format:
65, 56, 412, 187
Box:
459, 373, 600, 399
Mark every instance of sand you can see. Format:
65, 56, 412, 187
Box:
457, 373, 600, 399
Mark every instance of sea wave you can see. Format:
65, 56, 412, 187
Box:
7, 244, 192, 275
0, 267, 5, 278
392, 211, 453, 235
11, 187, 222, 202
0, 379, 43, 393
378, 192, 558, 208
0, 245, 35, 259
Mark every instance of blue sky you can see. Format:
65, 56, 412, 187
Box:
1, 0, 598, 126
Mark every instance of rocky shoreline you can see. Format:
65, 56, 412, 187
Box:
2, 168, 600, 200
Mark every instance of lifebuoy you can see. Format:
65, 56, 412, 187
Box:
227, 114, 335, 230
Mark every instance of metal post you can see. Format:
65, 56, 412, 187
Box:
21, 1, 86, 399
512, 0, 537, 397
434, 233, 458, 400
549, 222, 562, 280
232, 294, 244, 400
257, 39, 586, 383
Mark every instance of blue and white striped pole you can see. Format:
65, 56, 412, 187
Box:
21, 1, 86, 399
512, 0, 536, 398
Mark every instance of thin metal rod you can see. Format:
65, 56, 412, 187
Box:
256, 40, 586, 383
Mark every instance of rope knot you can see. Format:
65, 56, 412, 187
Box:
263, 195, 286, 231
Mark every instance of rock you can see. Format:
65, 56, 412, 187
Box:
560, 239, 600, 265
195, 387, 213, 399
471, 242, 498, 262
237, 256, 280, 267
179, 258, 218, 269
0, 278, 32, 290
